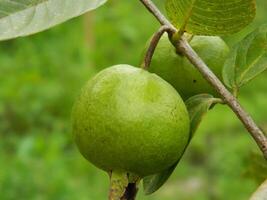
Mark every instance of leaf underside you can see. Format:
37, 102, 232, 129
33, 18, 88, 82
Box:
223, 24, 267, 90
185, 94, 220, 136
165, 0, 256, 36
143, 94, 220, 195
0, 0, 107, 41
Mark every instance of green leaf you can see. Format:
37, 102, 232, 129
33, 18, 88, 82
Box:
223, 25, 267, 90
143, 94, 220, 195
250, 179, 267, 200
143, 164, 177, 195
165, 0, 256, 36
185, 94, 222, 136
0, 0, 107, 41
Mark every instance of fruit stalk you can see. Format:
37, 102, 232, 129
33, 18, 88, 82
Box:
109, 171, 128, 200
141, 25, 173, 70
108, 171, 138, 200
139, 0, 267, 159
121, 183, 138, 200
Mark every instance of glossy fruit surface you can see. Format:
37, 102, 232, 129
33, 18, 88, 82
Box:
72, 64, 190, 177
145, 34, 229, 99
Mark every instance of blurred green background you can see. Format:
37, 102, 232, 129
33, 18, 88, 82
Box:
0, 1, 267, 199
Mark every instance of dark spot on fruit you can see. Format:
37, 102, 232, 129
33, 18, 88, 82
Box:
193, 80, 197, 83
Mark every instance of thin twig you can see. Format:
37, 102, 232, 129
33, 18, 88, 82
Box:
139, 0, 267, 159
141, 25, 173, 70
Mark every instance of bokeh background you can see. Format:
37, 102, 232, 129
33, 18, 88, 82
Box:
0, 1, 267, 199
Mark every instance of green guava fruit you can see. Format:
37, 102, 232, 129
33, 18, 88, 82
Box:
143, 34, 229, 99
72, 64, 190, 178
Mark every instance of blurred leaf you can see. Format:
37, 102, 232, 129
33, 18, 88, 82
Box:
0, 0, 107, 41
165, 0, 256, 36
143, 94, 220, 195
223, 24, 267, 90
250, 179, 267, 200
244, 151, 267, 184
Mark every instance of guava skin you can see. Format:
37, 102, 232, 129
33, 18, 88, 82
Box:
72, 64, 190, 177
146, 34, 229, 99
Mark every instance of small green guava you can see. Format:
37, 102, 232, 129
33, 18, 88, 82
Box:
142, 34, 229, 99
72, 64, 190, 178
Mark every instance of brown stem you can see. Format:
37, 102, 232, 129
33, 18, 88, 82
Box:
178, 38, 267, 159
139, 0, 267, 159
141, 25, 173, 70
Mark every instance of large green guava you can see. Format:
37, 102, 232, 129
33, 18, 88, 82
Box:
143, 34, 229, 99
72, 64, 190, 178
